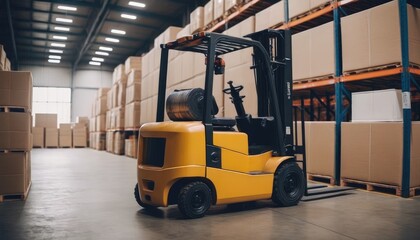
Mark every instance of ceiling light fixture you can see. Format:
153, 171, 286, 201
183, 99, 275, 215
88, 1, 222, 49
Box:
95, 51, 109, 56
128, 1, 146, 8
49, 49, 63, 53
105, 37, 120, 43
49, 55, 62, 60
89, 61, 101, 66
99, 46, 113, 51
56, 17, 73, 23
53, 35, 68, 40
121, 13, 137, 20
51, 43, 66, 47
48, 59, 60, 63
92, 57, 104, 62
54, 26, 70, 31
111, 29, 126, 35
57, 5, 77, 11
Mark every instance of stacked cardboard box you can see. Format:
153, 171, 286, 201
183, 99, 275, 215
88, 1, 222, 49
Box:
255, 0, 284, 31
125, 137, 138, 158
214, 0, 225, 20
91, 88, 109, 150
110, 65, 127, 131
106, 131, 114, 152
73, 126, 87, 148
190, 7, 204, 33
59, 124, 72, 148
341, 0, 420, 73
204, 0, 214, 27
35, 113, 58, 148
125, 68, 141, 130
0, 71, 33, 197
113, 131, 125, 155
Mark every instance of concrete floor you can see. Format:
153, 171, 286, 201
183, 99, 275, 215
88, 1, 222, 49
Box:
1, 149, 420, 240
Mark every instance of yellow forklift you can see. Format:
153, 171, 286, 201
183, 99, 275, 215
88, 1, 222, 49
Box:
134, 30, 308, 218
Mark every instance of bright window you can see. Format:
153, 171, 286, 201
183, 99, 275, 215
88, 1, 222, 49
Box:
33, 87, 71, 125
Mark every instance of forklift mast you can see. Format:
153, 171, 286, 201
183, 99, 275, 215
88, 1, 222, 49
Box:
246, 30, 294, 154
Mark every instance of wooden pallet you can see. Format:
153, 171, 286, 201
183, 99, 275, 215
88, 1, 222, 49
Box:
341, 178, 420, 197
343, 63, 402, 76
294, 74, 335, 84
290, 0, 334, 22
0, 181, 32, 203
307, 173, 335, 185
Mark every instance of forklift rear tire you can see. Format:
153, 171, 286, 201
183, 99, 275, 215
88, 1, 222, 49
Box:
272, 162, 304, 207
178, 181, 212, 219
134, 183, 156, 209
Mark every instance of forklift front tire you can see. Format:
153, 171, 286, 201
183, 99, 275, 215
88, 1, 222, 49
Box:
178, 181, 212, 219
272, 162, 305, 207
134, 183, 156, 210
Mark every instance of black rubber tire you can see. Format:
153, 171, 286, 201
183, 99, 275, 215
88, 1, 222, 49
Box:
178, 181, 212, 219
272, 162, 305, 207
134, 183, 156, 209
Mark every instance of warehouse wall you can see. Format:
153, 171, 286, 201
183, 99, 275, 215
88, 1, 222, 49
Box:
20, 65, 112, 121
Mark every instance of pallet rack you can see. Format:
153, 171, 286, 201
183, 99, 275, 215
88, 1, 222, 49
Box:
273, 0, 419, 197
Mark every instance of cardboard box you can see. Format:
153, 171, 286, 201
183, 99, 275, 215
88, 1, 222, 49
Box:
59, 128, 72, 147
89, 117, 96, 132
96, 114, 106, 132
214, 0, 225, 19
96, 96, 108, 115
73, 127, 87, 147
127, 69, 141, 86
125, 138, 138, 158
288, 0, 310, 20
125, 101, 141, 129
59, 123, 72, 129
125, 56, 142, 75
32, 127, 44, 148
117, 81, 127, 107
126, 82, 141, 104
292, 21, 334, 81
352, 89, 402, 122
111, 84, 119, 108
106, 131, 114, 152
190, 7, 204, 33
342, 0, 420, 72
162, 26, 182, 44
95, 132, 106, 151
35, 113, 57, 128
306, 122, 335, 177
0, 112, 32, 151
225, 0, 239, 11
97, 88, 110, 99
0, 152, 31, 195
204, 0, 214, 26
176, 24, 191, 39
45, 128, 58, 147
106, 111, 112, 130
111, 107, 125, 129
107, 90, 113, 110
255, 0, 284, 31
113, 131, 125, 155
0, 71, 33, 110
113, 64, 126, 84
76, 117, 89, 125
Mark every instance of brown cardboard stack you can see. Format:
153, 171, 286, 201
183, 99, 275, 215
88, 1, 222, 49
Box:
94, 132, 106, 151
90, 88, 109, 150
110, 65, 127, 131
125, 69, 141, 130
32, 127, 44, 148
341, 0, 420, 73
342, 122, 420, 188
106, 131, 114, 152
214, 0, 224, 20
125, 57, 142, 75
59, 124, 72, 148
255, 1, 284, 31
95, 88, 109, 132
292, 21, 334, 81
0, 71, 33, 197
204, 0, 214, 26
225, 0, 240, 13
190, 7, 204, 33
113, 131, 125, 155
73, 126, 87, 147
35, 113, 58, 148
45, 128, 58, 147
125, 137, 138, 158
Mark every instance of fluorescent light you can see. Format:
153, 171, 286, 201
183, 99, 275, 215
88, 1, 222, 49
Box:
53, 35, 67, 40
57, 5, 77, 11
51, 43, 66, 47
54, 26, 70, 31
95, 51, 109, 56
99, 46, 113, 51
105, 37, 119, 43
48, 59, 60, 63
56, 17, 73, 23
92, 57, 104, 62
121, 13, 137, 20
49, 49, 63, 53
89, 61, 101, 66
128, 1, 146, 8
49, 55, 62, 60
111, 29, 126, 35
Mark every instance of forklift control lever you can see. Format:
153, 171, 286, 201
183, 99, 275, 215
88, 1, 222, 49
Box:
223, 81, 247, 118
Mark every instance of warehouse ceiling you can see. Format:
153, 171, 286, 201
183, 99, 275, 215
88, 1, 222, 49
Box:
0, 0, 207, 71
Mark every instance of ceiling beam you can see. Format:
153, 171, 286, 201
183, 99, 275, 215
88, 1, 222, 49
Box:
109, 4, 179, 23
6, 0, 18, 69
73, 0, 111, 71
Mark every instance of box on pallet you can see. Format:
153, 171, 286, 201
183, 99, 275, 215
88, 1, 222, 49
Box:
342, 0, 420, 73
214, 0, 225, 20
113, 64, 126, 84
0, 152, 31, 195
125, 57, 142, 75
126, 83, 141, 104
0, 112, 32, 151
35, 113, 57, 128
96, 96, 107, 116
73, 127, 87, 147
89, 117, 96, 132
96, 114, 106, 132
32, 127, 44, 148
113, 131, 125, 155
59, 127, 72, 147
45, 128, 58, 147
190, 7, 204, 33
106, 131, 114, 152
111, 107, 125, 129
127, 69, 141, 86
117, 81, 127, 107
111, 84, 118, 108
107, 90, 113, 110
125, 138, 137, 158
255, 1, 284, 31
0, 71, 33, 110
204, 0, 214, 26
225, 0, 240, 12
125, 102, 141, 129
94, 132, 106, 151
